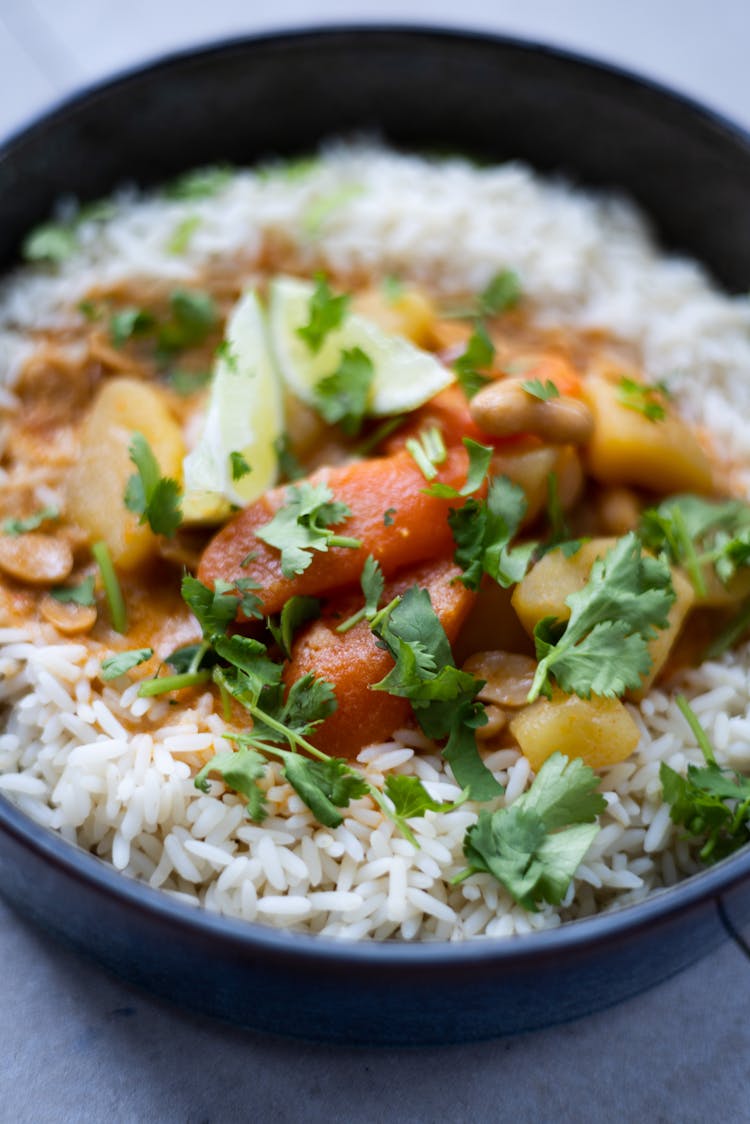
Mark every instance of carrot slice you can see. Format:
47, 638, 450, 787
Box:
283, 558, 476, 758
198, 446, 480, 616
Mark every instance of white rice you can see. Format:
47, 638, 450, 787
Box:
2, 143, 750, 940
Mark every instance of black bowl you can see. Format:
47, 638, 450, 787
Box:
1, 26, 750, 1046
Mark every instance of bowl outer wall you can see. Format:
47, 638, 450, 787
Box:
1, 26, 750, 1043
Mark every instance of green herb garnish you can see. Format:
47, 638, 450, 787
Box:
405, 426, 447, 481
453, 322, 494, 399
255, 482, 361, 578
336, 555, 385, 634
100, 648, 153, 680
522, 378, 560, 401
617, 376, 669, 422
50, 576, 96, 607
456, 752, 604, 909
313, 347, 374, 436
2, 506, 59, 536
124, 432, 183, 538
92, 540, 127, 633
296, 274, 349, 353
448, 475, 533, 591
229, 451, 252, 481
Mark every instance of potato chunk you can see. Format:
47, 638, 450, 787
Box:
510, 691, 640, 771
66, 377, 184, 569
352, 285, 436, 348
512, 537, 695, 691
584, 374, 713, 494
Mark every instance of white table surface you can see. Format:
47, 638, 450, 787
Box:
2, 4, 750, 1121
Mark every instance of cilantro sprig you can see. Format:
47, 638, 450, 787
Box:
371, 587, 503, 801
255, 481, 361, 577
296, 274, 349, 353
2, 506, 59, 536
124, 432, 183, 538
313, 347, 374, 436
528, 532, 676, 701
453, 322, 494, 399
639, 493, 750, 596
336, 555, 385, 634
456, 752, 605, 910
448, 475, 534, 591
616, 376, 669, 422
661, 695, 750, 863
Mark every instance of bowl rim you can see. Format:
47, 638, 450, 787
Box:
1, 22, 750, 968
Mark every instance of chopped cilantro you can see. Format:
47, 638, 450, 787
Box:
336, 554, 384, 633
167, 214, 201, 255
100, 648, 153, 680
302, 184, 364, 237
639, 493, 750, 594
268, 595, 321, 659
457, 752, 604, 909
661, 695, 750, 863
479, 269, 522, 316
425, 437, 492, 499
124, 432, 183, 537
181, 574, 262, 636
313, 347, 374, 436
51, 575, 96, 606
157, 289, 218, 353
23, 223, 78, 264
453, 322, 494, 399
164, 165, 234, 200
448, 475, 533, 591
617, 376, 668, 422
215, 339, 239, 372
229, 451, 252, 481
383, 507, 397, 527
405, 426, 447, 481
528, 532, 676, 701
383, 774, 467, 846
296, 274, 349, 353
2, 506, 59, 536
167, 368, 212, 396
255, 482, 361, 578
195, 744, 268, 820
110, 307, 156, 348
273, 434, 305, 482
371, 587, 502, 801
522, 378, 560, 401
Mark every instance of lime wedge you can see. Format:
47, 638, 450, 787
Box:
268, 276, 454, 415
182, 290, 283, 522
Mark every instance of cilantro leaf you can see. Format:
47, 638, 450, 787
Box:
157, 289, 217, 353
454, 322, 494, 399
100, 648, 153, 680
383, 774, 467, 841
124, 432, 183, 537
383, 507, 397, 527
2, 506, 59, 536
167, 368, 212, 396
335, 555, 384, 634
110, 308, 156, 348
460, 752, 603, 909
194, 746, 268, 822
255, 481, 360, 578
448, 475, 532, 590
296, 274, 349, 353
313, 347, 374, 436
268, 595, 321, 659
164, 642, 219, 674
528, 532, 676, 701
660, 696, 750, 863
273, 433, 305, 482
425, 437, 493, 499
639, 493, 750, 593
23, 222, 78, 264
229, 451, 252, 481
283, 755, 368, 828
522, 378, 560, 401
50, 576, 96, 606
371, 587, 502, 801
164, 165, 233, 200
212, 634, 283, 695
616, 376, 668, 422
479, 270, 522, 316
167, 214, 201, 255
181, 574, 245, 636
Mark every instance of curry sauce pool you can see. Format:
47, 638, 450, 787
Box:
2, 144, 750, 939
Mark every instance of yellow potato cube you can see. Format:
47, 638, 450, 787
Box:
584, 375, 714, 495
66, 377, 185, 569
509, 691, 640, 771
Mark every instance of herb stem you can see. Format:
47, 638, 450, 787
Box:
336, 606, 367, 634
138, 670, 211, 697
675, 693, 717, 765
327, 534, 363, 550
672, 506, 707, 598
92, 540, 127, 633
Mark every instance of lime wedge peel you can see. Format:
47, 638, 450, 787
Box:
268, 275, 455, 415
182, 290, 283, 522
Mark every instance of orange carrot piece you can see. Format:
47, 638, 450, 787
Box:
198, 447, 480, 617
283, 558, 476, 759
